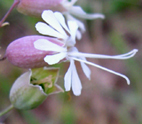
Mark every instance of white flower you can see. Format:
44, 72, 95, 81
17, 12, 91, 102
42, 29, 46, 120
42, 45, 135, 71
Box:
34, 10, 138, 96
35, 10, 78, 45
34, 39, 138, 96
61, 0, 105, 36
61, 0, 104, 19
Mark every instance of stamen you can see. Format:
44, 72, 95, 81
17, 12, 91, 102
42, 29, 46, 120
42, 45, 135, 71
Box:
69, 49, 138, 60
72, 57, 130, 85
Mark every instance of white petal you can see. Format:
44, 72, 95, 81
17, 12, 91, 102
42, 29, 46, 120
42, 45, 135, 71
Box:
66, 14, 85, 33
71, 60, 82, 96
76, 30, 82, 40
42, 10, 67, 38
68, 47, 91, 80
44, 52, 67, 65
67, 21, 78, 45
69, 6, 105, 19
34, 39, 66, 52
54, 12, 70, 33
80, 57, 91, 80
35, 22, 64, 39
68, 21, 78, 36
64, 61, 73, 91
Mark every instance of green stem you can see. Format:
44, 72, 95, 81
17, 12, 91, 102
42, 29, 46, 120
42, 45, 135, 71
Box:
0, 104, 14, 117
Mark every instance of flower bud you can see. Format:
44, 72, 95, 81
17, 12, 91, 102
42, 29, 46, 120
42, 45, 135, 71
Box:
5, 35, 64, 68
10, 67, 63, 110
15, 0, 66, 17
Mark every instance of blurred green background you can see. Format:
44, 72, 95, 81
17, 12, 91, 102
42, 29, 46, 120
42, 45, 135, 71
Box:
0, 0, 142, 124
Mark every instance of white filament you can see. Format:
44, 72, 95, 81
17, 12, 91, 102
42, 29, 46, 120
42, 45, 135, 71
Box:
72, 57, 130, 85
68, 49, 138, 60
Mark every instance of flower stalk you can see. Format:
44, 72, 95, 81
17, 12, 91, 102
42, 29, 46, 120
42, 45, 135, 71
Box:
0, 104, 14, 117
0, 0, 20, 28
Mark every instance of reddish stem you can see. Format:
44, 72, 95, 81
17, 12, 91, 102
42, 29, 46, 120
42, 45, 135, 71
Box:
0, 0, 20, 28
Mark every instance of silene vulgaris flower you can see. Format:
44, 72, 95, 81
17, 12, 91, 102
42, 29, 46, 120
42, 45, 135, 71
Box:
17, 0, 104, 34
61, 0, 105, 34
0, 0, 104, 29
33, 0, 104, 39
34, 10, 138, 96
